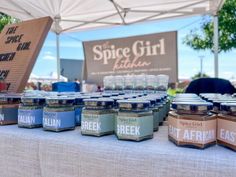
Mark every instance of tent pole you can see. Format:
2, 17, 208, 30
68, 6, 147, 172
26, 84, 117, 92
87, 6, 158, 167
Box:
213, 15, 219, 78
56, 33, 60, 81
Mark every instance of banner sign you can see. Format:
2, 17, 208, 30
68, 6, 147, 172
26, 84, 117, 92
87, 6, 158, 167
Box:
0, 16, 53, 92
83, 31, 178, 85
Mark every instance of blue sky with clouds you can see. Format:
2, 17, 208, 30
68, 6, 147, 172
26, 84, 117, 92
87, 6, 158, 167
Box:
33, 15, 236, 80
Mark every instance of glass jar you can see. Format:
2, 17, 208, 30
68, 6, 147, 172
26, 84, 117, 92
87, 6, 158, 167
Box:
43, 97, 75, 132
18, 96, 45, 128
103, 75, 114, 92
114, 75, 124, 91
124, 75, 134, 94
142, 96, 160, 132
81, 98, 115, 136
74, 96, 90, 126
168, 101, 216, 149
146, 75, 157, 94
217, 102, 236, 151
134, 74, 146, 94
116, 100, 153, 141
154, 96, 165, 126
156, 75, 169, 91
0, 94, 21, 125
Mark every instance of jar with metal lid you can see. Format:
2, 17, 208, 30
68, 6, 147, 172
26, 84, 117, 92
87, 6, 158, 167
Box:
154, 96, 165, 126
81, 98, 115, 136
43, 97, 75, 132
168, 101, 216, 149
110, 96, 123, 109
0, 94, 21, 125
116, 100, 153, 141
145, 75, 157, 94
134, 74, 146, 94
89, 94, 102, 99
217, 102, 236, 151
156, 75, 169, 91
171, 102, 213, 115
103, 75, 114, 92
18, 96, 45, 128
124, 75, 134, 94
74, 96, 90, 126
138, 97, 159, 132
114, 75, 124, 91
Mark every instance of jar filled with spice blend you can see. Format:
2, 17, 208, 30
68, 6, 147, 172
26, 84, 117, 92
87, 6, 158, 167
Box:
116, 100, 153, 141
81, 98, 116, 136
43, 96, 75, 132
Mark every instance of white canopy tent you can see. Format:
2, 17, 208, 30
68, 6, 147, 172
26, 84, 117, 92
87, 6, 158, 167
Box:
29, 72, 68, 83
0, 0, 225, 79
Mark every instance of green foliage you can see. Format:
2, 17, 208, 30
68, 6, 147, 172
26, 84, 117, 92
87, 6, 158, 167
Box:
191, 72, 210, 80
0, 13, 15, 32
184, 0, 236, 53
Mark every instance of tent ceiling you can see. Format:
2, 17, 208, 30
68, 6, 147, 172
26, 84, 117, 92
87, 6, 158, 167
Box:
0, 0, 225, 33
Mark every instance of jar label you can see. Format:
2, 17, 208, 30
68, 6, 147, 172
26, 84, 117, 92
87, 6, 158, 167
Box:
81, 113, 115, 135
217, 118, 236, 146
43, 111, 75, 129
0, 106, 18, 124
153, 111, 160, 129
116, 115, 153, 139
75, 107, 83, 124
0, 114, 4, 121
18, 109, 43, 125
168, 116, 216, 144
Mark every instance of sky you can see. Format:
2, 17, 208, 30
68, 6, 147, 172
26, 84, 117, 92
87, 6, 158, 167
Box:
32, 15, 236, 80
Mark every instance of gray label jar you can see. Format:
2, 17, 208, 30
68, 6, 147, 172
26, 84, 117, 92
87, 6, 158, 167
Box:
116, 100, 153, 141
81, 98, 115, 136
43, 97, 75, 132
135, 97, 159, 132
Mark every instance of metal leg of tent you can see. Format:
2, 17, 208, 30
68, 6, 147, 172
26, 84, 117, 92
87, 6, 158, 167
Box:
56, 33, 60, 81
213, 15, 219, 78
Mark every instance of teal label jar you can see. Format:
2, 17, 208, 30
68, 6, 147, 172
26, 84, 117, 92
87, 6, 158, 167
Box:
133, 96, 159, 132
81, 98, 115, 136
157, 103, 165, 125
43, 97, 75, 132
152, 107, 160, 131
116, 100, 153, 141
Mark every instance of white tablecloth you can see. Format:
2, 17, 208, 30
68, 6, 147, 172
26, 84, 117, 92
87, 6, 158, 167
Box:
0, 125, 235, 177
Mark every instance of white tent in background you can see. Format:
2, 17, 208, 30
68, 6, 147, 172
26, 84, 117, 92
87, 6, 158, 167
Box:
29, 72, 68, 83
0, 0, 225, 79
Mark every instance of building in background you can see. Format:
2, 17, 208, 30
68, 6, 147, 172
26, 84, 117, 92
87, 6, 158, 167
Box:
60, 59, 84, 82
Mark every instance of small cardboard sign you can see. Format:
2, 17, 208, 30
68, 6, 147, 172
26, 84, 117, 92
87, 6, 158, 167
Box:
0, 16, 53, 92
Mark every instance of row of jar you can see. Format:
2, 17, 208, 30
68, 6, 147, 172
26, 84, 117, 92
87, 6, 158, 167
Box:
0, 94, 170, 141
103, 74, 169, 91
168, 94, 236, 151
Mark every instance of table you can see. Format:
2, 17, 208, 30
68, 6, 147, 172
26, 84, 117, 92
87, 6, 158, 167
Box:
0, 125, 235, 177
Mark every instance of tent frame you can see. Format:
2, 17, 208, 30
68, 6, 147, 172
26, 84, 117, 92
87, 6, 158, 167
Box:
51, 0, 224, 80
5, 0, 222, 80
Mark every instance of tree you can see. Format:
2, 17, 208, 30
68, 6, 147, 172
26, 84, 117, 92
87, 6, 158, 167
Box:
0, 13, 15, 32
184, 0, 236, 53
191, 72, 210, 80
